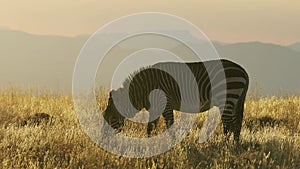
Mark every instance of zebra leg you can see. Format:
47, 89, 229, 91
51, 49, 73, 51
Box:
221, 98, 245, 143
221, 109, 242, 142
222, 120, 231, 141
147, 117, 160, 136
162, 107, 174, 129
220, 103, 235, 141
162, 107, 175, 142
232, 99, 245, 142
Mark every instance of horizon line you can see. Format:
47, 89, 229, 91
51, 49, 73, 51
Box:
1, 26, 299, 46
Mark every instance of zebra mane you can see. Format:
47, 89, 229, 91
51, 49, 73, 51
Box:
120, 61, 184, 89
121, 65, 153, 89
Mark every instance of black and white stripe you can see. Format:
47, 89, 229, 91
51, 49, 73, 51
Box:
103, 59, 249, 141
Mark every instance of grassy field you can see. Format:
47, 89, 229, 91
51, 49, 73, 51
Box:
0, 88, 299, 169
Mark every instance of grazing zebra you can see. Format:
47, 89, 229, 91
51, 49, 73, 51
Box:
103, 59, 249, 142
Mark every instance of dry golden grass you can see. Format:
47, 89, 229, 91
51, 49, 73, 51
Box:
0, 88, 299, 168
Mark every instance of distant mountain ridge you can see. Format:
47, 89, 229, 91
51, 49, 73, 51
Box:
289, 42, 300, 53
0, 29, 299, 95
0, 29, 87, 92
213, 42, 300, 95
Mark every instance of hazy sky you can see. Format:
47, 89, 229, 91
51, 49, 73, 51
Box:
0, 0, 299, 45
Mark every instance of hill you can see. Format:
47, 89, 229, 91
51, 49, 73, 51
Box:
214, 42, 300, 95
0, 29, 86, 92
0, 29, 299, 95
289, 42, 300, 53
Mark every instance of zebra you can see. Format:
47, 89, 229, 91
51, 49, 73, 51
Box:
102, 59, 249, 142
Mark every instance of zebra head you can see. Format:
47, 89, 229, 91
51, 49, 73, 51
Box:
103, 90, 125, 132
